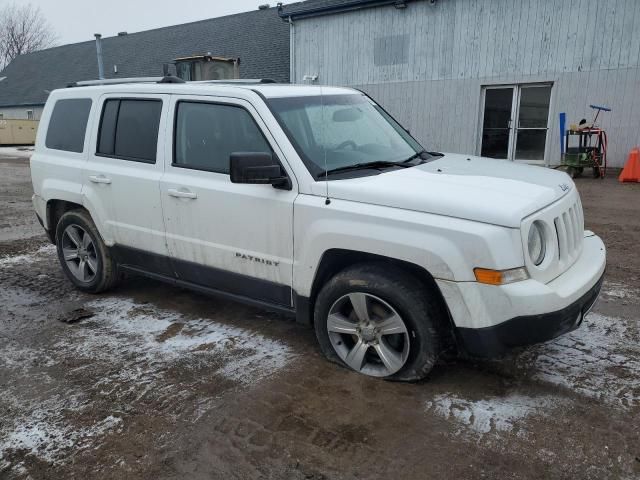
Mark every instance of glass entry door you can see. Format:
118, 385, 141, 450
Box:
481, 87, 514, 159
480, 84, 552, 163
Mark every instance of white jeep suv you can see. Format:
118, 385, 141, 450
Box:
30, 78, 606, 381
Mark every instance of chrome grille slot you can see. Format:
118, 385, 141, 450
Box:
554, 202, 584, 266
569, 206, 581, 251
564, 211, 574, 253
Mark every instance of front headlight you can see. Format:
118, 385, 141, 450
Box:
528, 221, 546, 266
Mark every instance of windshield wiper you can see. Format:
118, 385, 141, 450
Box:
400, 150, 437, 164
320, 160, 412, 177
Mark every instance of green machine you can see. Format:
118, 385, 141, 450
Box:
561, 105, 610, 179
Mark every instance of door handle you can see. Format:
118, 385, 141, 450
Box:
168, 188, 197, 199
88, 175, 112, 184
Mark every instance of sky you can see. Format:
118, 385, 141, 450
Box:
1, 0, 295, 46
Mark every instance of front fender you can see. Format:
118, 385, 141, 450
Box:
293, 195, 524, 297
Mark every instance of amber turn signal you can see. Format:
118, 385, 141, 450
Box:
474, 267, 529, 285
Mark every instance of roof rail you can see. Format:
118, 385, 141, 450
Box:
196, 78, 277, 84
67, 75, 186, 88
67, 77, 276, 88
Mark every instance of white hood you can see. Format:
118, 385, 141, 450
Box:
319, 153, 574, 228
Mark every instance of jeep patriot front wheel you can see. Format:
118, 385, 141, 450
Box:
326, 292, 410, 376
314, 264, 443, 381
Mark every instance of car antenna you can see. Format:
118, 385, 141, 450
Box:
321, 85, 331, 205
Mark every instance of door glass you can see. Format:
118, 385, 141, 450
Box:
514, 130, 548, 160
517, 86, 551, 128
515, 86, 551, 161
174, 102, 272, 174
481, 88, 513, 159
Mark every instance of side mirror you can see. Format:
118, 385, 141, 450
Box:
230, 152, 291, 190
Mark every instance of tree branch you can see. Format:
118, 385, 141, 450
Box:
0, 3, 57, 70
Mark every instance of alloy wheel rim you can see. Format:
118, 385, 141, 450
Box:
327, 292, 410, 377
61, 224, 98, 283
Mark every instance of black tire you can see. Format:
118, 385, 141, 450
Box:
314, 263, 444, 381
55, 209, 118, 293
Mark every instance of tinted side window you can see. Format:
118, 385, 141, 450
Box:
45, 98, 92, 153
174, 102, 272, 174
97, 99, 119, 155
97, 99, 162, 163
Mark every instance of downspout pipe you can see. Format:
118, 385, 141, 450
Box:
94, 33, 105, 80
288, 16, 295, 84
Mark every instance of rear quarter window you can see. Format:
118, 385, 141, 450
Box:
45, 98, 92, 153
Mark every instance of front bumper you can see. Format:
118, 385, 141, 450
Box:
456, 271, 604, 357
436, 232, 606, 357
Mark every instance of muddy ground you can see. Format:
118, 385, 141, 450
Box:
0, 154, 638, 480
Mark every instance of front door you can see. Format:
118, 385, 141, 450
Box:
160, 95, 297, 308
480, 84, 552, 163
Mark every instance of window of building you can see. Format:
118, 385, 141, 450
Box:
45, 98, 92, 153
173, 102, 272, 174
97, 99, 162, 163
27, 110, 34, 120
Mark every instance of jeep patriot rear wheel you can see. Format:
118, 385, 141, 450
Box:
314, 264, 443, 381
55, 210, 118, 293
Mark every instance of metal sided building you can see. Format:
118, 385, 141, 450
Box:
279, 0, 640, 168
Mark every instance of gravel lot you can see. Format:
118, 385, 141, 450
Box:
1, 154, 639, 479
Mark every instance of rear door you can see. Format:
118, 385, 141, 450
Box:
159, 95, 297, 307
84, 94, 172, 274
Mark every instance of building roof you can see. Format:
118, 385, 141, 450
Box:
0, 7, 289, 108
278, 0, 415, 20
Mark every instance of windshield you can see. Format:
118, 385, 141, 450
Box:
266, 94, 425, 178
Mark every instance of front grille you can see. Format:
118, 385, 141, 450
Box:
554, 199, 584, 267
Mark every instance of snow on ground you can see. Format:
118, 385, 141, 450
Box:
427, 311, 640, 437
0, 146, 34, 158
1, 397, 122, 464
602, 280, 640, 302
0, 294, 295, 466
0, 372, 125, 466
75, 297, 295, 385
515, 312, 640, 409
0, 244, 56, 266
426, 393, 563, 437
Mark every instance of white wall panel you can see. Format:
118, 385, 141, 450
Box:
293, 0, 640, 167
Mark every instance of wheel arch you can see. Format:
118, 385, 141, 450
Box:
295, 249, 455, 339
46, 196, 113, 246
46, 199, 84, 242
